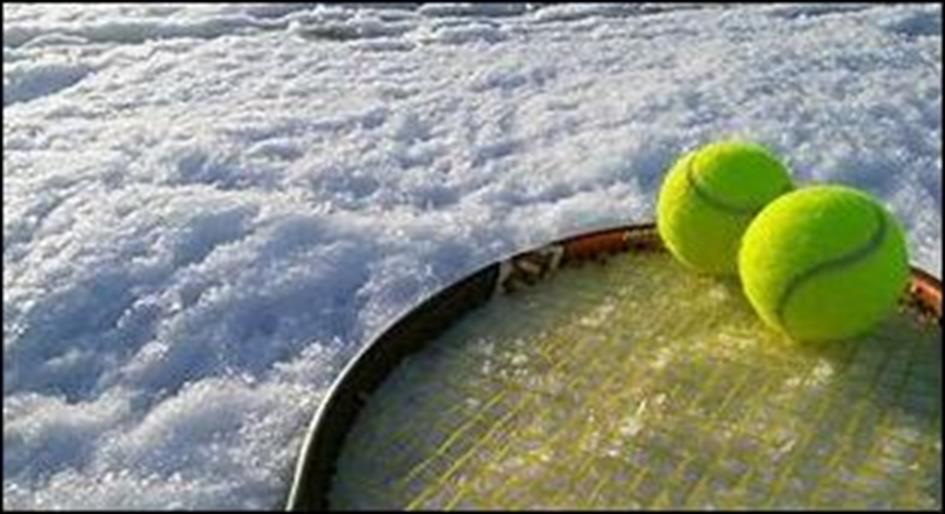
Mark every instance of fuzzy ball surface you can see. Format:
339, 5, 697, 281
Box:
657, 140, 793, 275
739, 185, 909, 342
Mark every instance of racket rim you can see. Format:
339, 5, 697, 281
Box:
284, 221, 942, 511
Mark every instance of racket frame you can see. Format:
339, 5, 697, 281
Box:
285, 222, 941, 510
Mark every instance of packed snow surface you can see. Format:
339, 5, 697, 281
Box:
3, 3, 941, 509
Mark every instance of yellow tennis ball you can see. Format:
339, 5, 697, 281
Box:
739, 185, 909, 342
657, 140, 793, 275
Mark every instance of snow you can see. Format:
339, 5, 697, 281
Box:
3, 2, 941, 509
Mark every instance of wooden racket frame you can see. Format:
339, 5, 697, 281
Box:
285, 222, 941, 510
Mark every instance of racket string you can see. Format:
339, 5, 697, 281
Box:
329, 252, 941, 509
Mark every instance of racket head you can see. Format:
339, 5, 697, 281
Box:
286, 223, 942, 510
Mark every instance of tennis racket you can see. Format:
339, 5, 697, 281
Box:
286, 223, 942, 510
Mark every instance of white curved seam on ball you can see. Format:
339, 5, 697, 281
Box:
684, 152, 788, 217
774, 204, 888, 329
